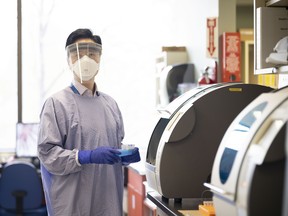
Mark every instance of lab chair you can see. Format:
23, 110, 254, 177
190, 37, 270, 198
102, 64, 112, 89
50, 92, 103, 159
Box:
0, 160, 47, 216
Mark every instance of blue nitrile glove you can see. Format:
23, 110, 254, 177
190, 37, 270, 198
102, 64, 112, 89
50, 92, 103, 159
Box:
121, 147, 141, 164
78, 146, 121, 165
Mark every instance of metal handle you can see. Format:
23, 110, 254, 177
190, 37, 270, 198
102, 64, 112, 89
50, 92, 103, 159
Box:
203, 182, 232, 196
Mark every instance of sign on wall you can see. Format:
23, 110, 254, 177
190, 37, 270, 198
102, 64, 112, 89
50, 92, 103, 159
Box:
206, 17, 218, 58
221, 32, 241, 82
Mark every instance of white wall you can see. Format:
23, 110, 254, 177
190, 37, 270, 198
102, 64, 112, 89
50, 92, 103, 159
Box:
23, 0, 235, 149
95, 0, 220, 147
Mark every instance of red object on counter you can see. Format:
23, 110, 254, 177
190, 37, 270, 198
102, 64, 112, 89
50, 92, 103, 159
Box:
198, 64, 217, 85
198, 71, 216, 85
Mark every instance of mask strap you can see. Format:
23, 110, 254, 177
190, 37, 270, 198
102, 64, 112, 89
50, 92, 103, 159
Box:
76, 44, 83, 83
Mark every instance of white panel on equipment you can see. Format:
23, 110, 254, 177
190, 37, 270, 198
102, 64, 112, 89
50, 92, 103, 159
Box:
283, 124, 288, 216
206, 87, 288, 216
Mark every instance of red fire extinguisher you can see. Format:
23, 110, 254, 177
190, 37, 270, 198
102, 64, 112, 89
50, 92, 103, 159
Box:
198, 67, 215, 85
198, 61, 217, 85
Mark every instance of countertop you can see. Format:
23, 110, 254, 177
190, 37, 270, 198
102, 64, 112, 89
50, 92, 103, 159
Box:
147, 191, 211, 216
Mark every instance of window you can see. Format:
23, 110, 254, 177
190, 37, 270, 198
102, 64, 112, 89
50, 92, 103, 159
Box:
0, 1, 17, 151
21, 0, 163, 147
1, 0, 176, 152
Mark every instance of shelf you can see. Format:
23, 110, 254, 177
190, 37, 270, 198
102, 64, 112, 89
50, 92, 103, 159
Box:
255, 65, 288, 74
253, 0, 288, 79
266, 0, 288, 7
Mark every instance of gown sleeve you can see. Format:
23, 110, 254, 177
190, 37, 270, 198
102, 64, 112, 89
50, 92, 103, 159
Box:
38, 97, 82, 176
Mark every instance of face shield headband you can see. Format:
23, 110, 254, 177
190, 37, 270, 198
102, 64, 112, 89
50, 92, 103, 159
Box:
66, 42, 102, 83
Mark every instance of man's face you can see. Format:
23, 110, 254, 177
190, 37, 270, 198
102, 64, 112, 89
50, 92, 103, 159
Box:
66, 38, 102, 83
67, 39, 102, 64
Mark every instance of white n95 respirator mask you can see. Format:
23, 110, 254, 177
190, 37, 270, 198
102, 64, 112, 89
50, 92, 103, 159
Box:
66, 42, 102, 82
72, 55, 100, 82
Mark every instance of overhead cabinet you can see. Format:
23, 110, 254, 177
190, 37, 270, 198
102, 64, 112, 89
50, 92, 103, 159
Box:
254, 0, 288, 75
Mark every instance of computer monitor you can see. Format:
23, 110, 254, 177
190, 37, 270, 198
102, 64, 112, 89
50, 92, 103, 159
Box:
16, 122, 39, 158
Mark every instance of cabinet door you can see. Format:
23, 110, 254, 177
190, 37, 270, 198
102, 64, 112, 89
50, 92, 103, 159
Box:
128, 184, 144, 216
143, 198, 157, 216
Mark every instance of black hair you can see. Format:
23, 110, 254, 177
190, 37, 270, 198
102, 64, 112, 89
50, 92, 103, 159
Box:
65, 28, 102, 48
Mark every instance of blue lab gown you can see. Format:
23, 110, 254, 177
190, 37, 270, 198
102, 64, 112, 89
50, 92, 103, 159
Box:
38, 86, 125, 216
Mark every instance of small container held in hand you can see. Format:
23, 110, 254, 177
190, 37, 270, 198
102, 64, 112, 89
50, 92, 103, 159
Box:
118, 144, 135, 157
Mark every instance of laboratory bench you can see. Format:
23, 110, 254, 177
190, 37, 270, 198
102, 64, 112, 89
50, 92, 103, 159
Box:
147, 191, 212, 216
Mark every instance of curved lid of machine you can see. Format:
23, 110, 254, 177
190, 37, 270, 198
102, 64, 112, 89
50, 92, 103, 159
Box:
235, 98, 288, 215
209, 86, 288, 200
218, 101, 267, 184
159, 83, 230, 118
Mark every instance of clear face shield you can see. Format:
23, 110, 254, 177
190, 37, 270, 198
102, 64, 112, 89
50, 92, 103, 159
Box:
66, 42, 102, 83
